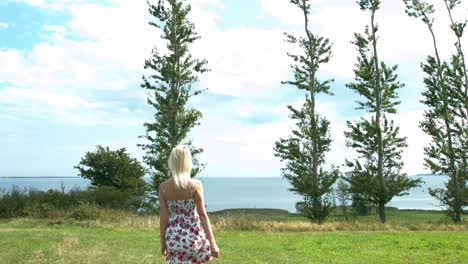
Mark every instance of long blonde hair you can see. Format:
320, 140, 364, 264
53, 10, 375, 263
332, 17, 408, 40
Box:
168, 145, 193, 189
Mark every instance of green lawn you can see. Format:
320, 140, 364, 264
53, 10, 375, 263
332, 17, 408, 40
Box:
0, 209, 466, 263
1, 222, 467, 263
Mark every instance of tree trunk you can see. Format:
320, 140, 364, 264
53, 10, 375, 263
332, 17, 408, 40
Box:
370, 9, 386, 223
302, 3, 320, 222
454, 168, 462, 222
378, 202, 386, 223
444, 113, 461, 223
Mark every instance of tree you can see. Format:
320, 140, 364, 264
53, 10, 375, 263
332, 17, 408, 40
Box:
336, 179, 351, 218
403, 0, 467, 222
273, 0, 339, 223
343, 0, 421, 223
442, 0, 468, 221
138, 0, 208, 203
75, 145, 147, 195
351, 193, 374, 216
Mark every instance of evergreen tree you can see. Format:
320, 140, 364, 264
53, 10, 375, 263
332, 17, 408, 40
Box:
403, 0, 467, 222
343, 0, 421, 223
443, 0, 468, 220
139, 0, 208, 203
274, 0, 339, 223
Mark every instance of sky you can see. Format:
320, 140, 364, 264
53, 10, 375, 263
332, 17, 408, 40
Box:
0, 0, 466, 177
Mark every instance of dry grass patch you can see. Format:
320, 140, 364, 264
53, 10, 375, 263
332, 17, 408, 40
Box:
2, 208, 467, 232
210, 216, 468, 232
56, 237, 80, 257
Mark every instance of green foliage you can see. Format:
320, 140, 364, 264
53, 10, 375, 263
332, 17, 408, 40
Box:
351, 193, 374, 216
336, 179, 351, 217
403, 0, 467, 223
403, 0, 435, 26
139, 0, 207, 203
344, 117, 420, 201
69, 203, 103, 221
357, 0, 381, 11
344, 1, 421, 223
347, 32, 403, 114
0, 186, 145, 219
274, 0, 338, 223
75, 145, 147, 196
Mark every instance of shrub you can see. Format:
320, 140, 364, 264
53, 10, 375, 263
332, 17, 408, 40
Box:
0, 185, 150, 219
75, 145, 147, 196
68, 203, 102, 221
0, 186, 28, 218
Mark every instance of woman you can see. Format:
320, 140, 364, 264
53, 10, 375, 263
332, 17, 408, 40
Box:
159, 145, 220, 263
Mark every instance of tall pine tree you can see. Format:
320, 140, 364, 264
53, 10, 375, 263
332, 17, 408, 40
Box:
403, 0, 467, 222
139, 0, 208, 203
274, 0, 339, 223
344, 0, 421, 223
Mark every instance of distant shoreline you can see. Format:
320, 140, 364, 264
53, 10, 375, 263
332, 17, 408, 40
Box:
0, 176, 80, 179
0, 174, 447, 178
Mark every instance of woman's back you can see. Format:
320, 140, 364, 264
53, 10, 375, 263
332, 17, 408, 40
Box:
161, 178, 212, 263
163, 179, 199, 224
162, 178, 197, 201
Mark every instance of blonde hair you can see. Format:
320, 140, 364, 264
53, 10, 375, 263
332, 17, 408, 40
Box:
168, 145, 193, 189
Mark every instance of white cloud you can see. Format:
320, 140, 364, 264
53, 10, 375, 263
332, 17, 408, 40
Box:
15, 0, 87, 10
0, 1, 164, 101
0, 86, 147, 126
192, 116, 292, 177
194, 26, 291, 97
1, 0, 227, 97
259, 0, 467, 80
394, 109, 432, 175
2, 0, 448, 176
0, 86, 95, 109
265, 97, 430, 175
0, 22, 9, 29
191, 97, 356, 177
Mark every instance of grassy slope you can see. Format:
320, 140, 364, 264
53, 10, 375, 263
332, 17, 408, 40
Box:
0, 209, 467, 263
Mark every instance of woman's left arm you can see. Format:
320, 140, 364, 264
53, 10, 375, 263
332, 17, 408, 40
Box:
159, 184, 169, 256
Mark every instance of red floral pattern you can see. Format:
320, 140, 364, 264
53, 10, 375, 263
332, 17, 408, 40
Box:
165, 199, 212, 264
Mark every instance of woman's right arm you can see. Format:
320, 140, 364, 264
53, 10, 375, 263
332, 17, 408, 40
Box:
193, 180, 219, 258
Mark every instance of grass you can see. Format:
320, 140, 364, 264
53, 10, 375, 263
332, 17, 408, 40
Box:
0, 225, 467, 263
0, 209, 467, 263
212, 207, 457, 224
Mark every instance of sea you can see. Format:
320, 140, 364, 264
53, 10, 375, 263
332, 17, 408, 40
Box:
0, 175, 447, 213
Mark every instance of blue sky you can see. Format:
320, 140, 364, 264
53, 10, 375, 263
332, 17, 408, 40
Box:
1, 0, 466, 177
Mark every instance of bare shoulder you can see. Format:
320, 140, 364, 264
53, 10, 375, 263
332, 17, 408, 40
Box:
159, 178, 172, 191
190, 179, 203, 191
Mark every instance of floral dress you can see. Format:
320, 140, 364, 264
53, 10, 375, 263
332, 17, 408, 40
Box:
165, 199, 212, 264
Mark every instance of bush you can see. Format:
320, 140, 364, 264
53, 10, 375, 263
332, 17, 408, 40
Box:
93, 186, 136, 209
75, 145, 148, 196
0, 186, 29, 218
0, 185, 150, 219
295, 196, 334, 223
68, 203, 102, 220
22, 203, 65, 218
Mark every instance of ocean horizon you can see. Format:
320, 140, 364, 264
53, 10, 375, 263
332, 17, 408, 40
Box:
0, 175, 447, 212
